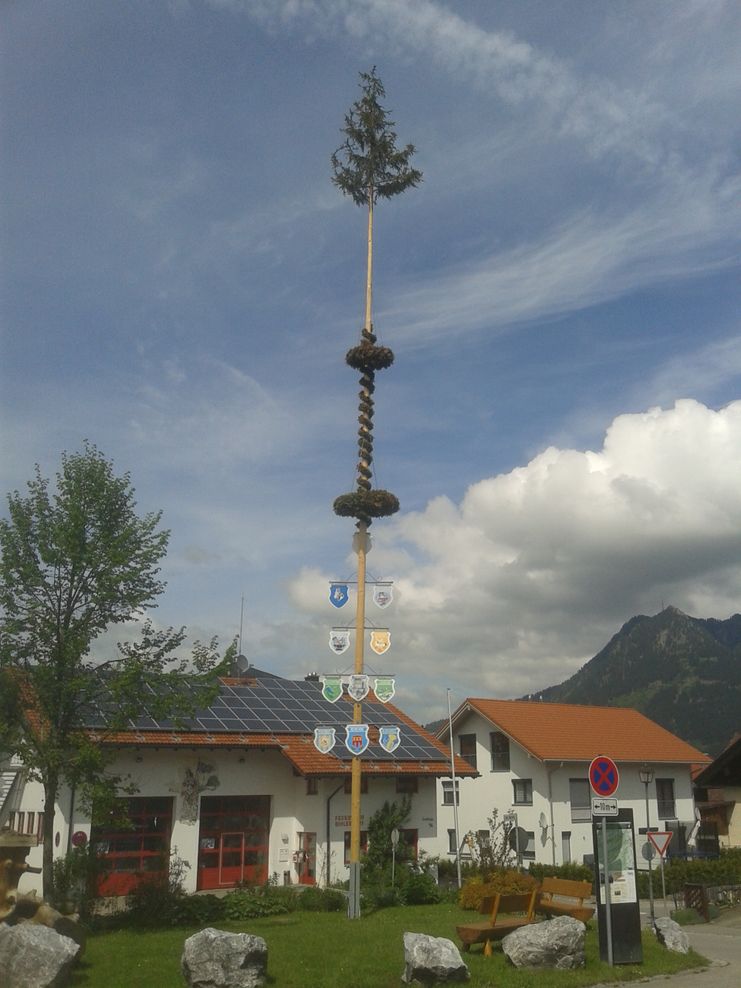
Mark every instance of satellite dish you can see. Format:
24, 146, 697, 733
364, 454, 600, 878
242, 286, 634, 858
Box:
235, 654, 250, 676
539, 813, 548, 829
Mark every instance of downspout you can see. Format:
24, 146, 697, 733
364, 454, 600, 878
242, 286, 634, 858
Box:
546, 765, 557, 866
325, 782, 344, 887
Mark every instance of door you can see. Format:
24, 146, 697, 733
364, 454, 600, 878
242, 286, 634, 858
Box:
219, 832, 246, 886
197, 795, 270, 890
296, 832, 316, 885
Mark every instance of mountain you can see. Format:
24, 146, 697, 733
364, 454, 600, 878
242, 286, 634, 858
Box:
528, 607, 741, 756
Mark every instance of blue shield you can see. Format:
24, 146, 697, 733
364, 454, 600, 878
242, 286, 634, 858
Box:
329, 583, 349, 608
345, 724, 370, 756
379, 726, 401, 753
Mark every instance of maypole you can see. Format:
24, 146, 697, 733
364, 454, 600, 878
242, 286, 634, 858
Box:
331, 68, 421, 916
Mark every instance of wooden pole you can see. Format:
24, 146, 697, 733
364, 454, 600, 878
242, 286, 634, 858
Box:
364, 190, 374, 331
350, 521, 368, 863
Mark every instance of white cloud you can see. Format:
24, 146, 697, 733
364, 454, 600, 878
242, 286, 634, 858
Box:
287, 400, 741, 721
383, 171, 741, 346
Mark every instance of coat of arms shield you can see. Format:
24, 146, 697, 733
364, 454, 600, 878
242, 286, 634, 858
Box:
378, 725, 401, 753
369, 630, 391, 655
320, 675, 343, 703
373, 584, 393, 609
313, 727, 337, 754
329, 583, 349, 608
347, 674, 369, 702
373, 676, 396, 703
345, 724, 370, 756
329, 629, 350, 655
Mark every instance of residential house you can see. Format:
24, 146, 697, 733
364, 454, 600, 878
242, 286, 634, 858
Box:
693, 733, 741, 851
435, 699, 710, 869
1, 668, 475, 898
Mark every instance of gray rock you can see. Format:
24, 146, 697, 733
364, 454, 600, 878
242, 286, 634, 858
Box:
654, 916, 690, 954
401, 931, 470, 985
502, 916, 586, 969
181, 927, 268, 988
0, 923, 81, 988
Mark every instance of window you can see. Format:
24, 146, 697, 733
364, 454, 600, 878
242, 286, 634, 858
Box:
656, 779, 676, 819
522, 830, 535, 861
569, 778, 592, 822
477, 829, 490, 850
513, 779, 533, 805
343, 831, 368, 865
447, 829, 457, 853
399, 828, 419, 859
441, 780, 460, 805
490, 732, 510, 771
306, 778, 319, 795
458, 734, 477, 771
396, 776, 418, 794
343, 776, 368, 794
561, 831, 572, 864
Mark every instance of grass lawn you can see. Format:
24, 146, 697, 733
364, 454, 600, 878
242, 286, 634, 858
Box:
69, 903, 708, 988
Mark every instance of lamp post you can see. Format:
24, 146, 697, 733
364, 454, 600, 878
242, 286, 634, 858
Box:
639, 765, 655, 925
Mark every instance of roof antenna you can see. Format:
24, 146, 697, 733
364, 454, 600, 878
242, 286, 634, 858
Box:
234, 593, 250, 677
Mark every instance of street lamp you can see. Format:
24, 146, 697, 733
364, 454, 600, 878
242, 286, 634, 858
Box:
639, 765, 655, 925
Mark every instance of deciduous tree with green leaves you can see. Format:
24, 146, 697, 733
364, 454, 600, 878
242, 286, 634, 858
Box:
0, 443, 224, 897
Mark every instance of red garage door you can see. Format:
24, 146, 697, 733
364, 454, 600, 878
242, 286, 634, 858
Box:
197, 795, 270, 890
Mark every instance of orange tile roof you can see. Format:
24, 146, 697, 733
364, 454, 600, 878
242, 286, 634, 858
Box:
92, 696, 476, 779
456, 698, 710, 765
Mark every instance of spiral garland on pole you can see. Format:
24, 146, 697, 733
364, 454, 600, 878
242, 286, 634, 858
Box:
333, 324, 399, 527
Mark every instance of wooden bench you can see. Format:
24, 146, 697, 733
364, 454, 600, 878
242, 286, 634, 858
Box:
456, 889, 538, 956
536, 877, 595, 923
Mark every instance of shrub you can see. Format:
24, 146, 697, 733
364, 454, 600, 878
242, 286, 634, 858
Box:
126, 851, 190, 928
223, 887, 291, 919
458, 869, 537, 911
171, 894, 225, 925
529, 862, 593, 884
402, 871, 442, 905
296, 886, 346, 913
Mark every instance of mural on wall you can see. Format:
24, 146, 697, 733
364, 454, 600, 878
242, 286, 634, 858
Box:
180, 762, 220, 822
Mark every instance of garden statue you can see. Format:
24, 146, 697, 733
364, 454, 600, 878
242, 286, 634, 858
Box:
0, 831, 85, 949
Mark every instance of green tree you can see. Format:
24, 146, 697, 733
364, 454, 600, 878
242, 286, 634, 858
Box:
364, 797, 413, 871
0, 443, 223, 897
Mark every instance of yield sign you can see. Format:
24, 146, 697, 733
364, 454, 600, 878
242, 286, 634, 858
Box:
648, 831, 673, 858
588, 755, 620, 797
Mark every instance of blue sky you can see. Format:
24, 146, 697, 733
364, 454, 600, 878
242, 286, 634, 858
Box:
2, 0, 740, 726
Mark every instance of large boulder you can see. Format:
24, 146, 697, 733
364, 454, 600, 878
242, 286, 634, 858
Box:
502, 916, 586, 969
401, 932, 470, 985
0, 922, 81, 988
182, 927, 268, 988
654, 917, 690, 954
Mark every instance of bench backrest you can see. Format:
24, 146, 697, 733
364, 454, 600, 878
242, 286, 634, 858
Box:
490, 889, 537, 924
538, 877, 592, 901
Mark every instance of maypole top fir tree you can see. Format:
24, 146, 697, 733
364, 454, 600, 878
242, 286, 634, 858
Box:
331, 68, 422, 527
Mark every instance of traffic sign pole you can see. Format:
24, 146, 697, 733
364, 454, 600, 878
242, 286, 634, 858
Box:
602, 817, 613, 966
589, 755, 619, 967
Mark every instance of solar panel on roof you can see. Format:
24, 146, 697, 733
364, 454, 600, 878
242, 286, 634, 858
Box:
81, 674, 446, 762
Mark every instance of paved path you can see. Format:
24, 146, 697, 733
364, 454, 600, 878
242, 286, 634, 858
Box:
639, 901, 741, 988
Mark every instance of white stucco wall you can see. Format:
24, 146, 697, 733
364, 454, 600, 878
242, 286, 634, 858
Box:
433, 711, 698, 871
7, 746, 443, 895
